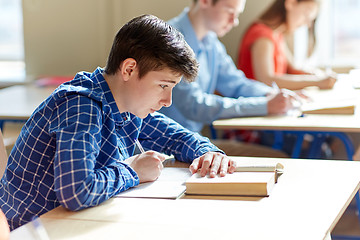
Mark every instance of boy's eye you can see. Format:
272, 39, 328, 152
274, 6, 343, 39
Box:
160, 85, 167, 89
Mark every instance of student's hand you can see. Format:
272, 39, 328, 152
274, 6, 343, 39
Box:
317, 76, 337, 89
189, 152, 237, 178
267, 90, 294, 115
294, 89, 311, 101
125, 151, 166, 183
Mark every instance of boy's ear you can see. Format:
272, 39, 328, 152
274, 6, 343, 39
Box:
120, 58, 137, 81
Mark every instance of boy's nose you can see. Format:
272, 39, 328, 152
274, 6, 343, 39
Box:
162, 93, 172, 108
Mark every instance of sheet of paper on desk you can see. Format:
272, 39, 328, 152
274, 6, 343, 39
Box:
298, 87, 357, 115
116, 168, 191, 199
349, 69, 360, 89
300, 99, 356, 114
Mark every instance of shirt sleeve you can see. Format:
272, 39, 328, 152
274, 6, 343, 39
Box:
139, 112, 222, 163
170, 36, 272, 124
49, 94, 139, 211
215, 39, 271, 97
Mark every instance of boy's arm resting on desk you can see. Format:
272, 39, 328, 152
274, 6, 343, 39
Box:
140, 112, 221, 162
50, 95, 139, 211
139, 113, 236, 177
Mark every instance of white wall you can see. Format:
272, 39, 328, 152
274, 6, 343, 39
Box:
22, 0, 110, 77
22, 0, 269, 78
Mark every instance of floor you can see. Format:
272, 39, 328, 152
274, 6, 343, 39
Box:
332, 198, 360, 238
2, 122, 360, 238
330, 136, 360, 238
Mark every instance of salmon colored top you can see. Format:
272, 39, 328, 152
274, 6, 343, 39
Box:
237, 22, 287, 80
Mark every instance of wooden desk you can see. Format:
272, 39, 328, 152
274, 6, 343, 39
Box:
0, 84, 54, 121
213, 113, 360, 132
214, 74, 360, 133
10, 157, 360, 240
212, 76, 360, 159
212, 110, 360, 160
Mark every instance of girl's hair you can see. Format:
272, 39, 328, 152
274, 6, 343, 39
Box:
259, 0, 318, 56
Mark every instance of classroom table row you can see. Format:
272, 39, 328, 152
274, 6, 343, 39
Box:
212, 74, 360, 159
9, 157, 360, 240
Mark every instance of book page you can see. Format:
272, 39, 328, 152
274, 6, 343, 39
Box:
298, 85, 357, 115
116, 167, 191, 199
235, 162, 284, 172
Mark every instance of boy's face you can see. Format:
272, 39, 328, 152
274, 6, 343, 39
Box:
127, 67, 182, 119
203, 0, 246, 37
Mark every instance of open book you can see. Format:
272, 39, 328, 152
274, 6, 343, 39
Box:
300, 100, 355, 114
185, 163, 283, 197
115, 167, 191, 199
297, 87, 357, 115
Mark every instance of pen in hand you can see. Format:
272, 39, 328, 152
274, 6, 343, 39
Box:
272, 81, 302, 102
272, 81, 280, 93
135, 139, 145, 153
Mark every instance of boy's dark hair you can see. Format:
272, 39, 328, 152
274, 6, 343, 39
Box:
105, 14, 198, 82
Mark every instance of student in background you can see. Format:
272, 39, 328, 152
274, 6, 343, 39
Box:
160, 0, 297, 156
0, 15, 237, 230
237, 0, 337, 90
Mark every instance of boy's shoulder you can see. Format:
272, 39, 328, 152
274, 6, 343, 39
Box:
54, 69, 105, 103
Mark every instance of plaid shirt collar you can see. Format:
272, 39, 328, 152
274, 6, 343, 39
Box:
92, 67, 131, 127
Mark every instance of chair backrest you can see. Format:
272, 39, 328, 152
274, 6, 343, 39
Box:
0, 130, 7, 178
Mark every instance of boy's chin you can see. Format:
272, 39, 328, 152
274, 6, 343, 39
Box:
138, 112, 150, 119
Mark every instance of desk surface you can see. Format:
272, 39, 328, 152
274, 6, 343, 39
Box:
213, 78, 360, 133
0, 84, 54, 120
10, 157, 360, 240
213, 113, 360, 132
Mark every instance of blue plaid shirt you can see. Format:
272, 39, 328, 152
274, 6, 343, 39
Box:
0, 67, 220, 230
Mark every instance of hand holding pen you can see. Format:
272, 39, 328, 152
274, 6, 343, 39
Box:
268, 82, 304, 114
135, 139, 145, 153
124, 138, 166, 183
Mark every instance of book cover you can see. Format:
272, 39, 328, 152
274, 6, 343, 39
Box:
185, 171, 276, 197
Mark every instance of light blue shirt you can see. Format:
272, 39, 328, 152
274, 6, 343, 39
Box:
160, 8, 272, 132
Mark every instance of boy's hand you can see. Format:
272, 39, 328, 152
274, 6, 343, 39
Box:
125, 151, 166, 183
189, 152, 237, 178
267, 90, 294, 115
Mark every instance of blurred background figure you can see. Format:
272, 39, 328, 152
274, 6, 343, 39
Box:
237, 0, 337, 90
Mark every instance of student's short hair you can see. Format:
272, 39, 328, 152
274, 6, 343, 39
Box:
105, 14, 198, 82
